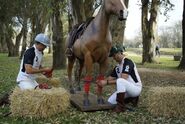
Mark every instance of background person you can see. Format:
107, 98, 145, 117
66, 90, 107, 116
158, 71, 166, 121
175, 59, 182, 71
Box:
155, 44, 160, 57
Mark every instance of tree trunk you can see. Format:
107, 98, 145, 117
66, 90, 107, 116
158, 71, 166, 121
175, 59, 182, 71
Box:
0, 35, 8, 53
15, 27, 24, 56
29, 11, 48, 47
178, 1, 185, 69
30, 18, 36, 47
52, 0, 66, 69
20, 20, 28, 59
71, 0, 85, 25
111, 0, 129, 45
84, 0, 94, 18
141, 0, 159, 63
6, 36, 17, 57
6, 25, 23, 57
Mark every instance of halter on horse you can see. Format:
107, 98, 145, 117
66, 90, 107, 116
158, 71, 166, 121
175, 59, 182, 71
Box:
66, 0, 128, 106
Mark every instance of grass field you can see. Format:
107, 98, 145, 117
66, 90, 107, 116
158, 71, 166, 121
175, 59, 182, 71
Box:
0, 52, 185, 124
127, 48, 182, 56
126, 51, 180, 70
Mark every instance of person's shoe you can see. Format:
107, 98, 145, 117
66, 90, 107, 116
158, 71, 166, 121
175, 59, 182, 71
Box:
112, 92, 125, 113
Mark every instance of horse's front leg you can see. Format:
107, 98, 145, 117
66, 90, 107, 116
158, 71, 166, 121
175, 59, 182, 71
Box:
83, 52, 93, 106
96, 58, 109, 104
67, 57, 76, 94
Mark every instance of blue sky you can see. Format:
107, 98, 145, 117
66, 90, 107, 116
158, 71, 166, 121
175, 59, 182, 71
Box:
125, 0, 183, 39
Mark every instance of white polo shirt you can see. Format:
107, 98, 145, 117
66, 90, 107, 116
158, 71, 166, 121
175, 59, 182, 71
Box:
16, 45, 43, 82
110, 58, 142, 86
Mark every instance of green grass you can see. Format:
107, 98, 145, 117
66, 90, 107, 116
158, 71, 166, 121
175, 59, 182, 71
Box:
127, 48, 182, 56
0, 53, 185, 123
126, 52, 180, 70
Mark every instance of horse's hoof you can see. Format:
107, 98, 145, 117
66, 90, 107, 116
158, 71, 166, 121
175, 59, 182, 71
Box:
76, 86, 81, 91
97, 98, 104, 104
83, 99, 90, 106
70, 88, 75, 94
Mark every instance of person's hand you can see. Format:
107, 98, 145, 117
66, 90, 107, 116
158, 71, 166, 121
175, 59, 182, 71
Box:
38, 83, 52, 89
43, 68, 53, 78
96, 80, 107, 87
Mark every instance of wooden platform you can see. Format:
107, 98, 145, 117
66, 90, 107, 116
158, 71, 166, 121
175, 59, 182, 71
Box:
70, 91, 115, 112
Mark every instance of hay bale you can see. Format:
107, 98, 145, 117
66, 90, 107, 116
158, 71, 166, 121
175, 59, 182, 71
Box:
36, 76, 61, 87
10, 87, 70, 118
147, 86, 185, 117
48, 78, 61, 87
35, 76, 48, 83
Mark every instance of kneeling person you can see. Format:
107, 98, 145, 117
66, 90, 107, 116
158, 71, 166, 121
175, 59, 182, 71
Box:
17, 33, 53, 90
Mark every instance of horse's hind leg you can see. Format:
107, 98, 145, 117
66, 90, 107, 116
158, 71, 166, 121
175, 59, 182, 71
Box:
67, 57, 76, 94
76, 60, 84, 91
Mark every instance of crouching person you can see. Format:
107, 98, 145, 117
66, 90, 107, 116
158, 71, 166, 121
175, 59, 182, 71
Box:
96, 45, 142, 113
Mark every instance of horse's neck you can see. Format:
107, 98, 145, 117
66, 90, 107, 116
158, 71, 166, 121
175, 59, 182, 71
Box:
94, 8, 110, 36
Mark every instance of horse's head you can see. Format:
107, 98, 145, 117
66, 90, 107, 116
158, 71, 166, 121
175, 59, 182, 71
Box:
104, 0, 128, 21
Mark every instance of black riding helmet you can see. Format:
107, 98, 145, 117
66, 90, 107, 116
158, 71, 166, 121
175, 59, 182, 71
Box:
109, 45, 124, 57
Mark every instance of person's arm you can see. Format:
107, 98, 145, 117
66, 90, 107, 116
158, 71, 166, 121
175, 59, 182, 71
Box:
96, 76, 116, 86
120, 73, 129, 80
25, 64, 52, 74
106, 76, 116, 85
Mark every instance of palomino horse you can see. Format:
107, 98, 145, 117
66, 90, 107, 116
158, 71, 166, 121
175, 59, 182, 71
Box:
66, 0, 128, 106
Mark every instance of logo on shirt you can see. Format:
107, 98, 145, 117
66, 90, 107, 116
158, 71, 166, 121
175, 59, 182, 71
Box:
125, 65, 129, 72
36, 56, 38, 62
116, 67, 120, 73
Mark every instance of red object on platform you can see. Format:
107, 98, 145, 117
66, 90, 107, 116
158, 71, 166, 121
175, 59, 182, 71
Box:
83, 76, 92, 93
84, 82, 90, 93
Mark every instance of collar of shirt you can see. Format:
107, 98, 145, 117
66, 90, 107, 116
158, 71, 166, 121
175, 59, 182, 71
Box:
33, 44, 42, 54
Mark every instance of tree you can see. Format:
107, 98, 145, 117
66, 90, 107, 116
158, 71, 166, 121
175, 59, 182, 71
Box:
0, 0, 21, 56
178, 1, 185, 69
29, 0, 51, 47
141, 0, 159, 63
51, 0, 67, 69
70, 0, 85, 25
159, 21, 182, 48
141, 0, 174, 63
111, 0, 129, 45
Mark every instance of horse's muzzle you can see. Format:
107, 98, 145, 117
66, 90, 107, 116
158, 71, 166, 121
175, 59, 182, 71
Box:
118, 10, 128, 21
